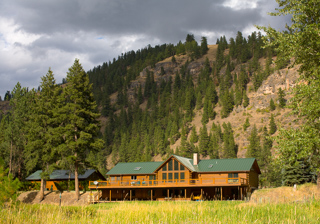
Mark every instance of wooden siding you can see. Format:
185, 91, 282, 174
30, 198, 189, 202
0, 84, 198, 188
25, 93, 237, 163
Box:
249, 170, 259, 188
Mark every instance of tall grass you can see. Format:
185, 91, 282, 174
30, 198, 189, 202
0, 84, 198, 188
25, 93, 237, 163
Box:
1, 200, 320, 223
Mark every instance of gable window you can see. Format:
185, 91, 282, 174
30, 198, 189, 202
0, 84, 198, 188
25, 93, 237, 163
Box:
131, 175, 137, 180
180, 164, 185, 170
162, 164, 167, 171
162, 173, 167, 180
168, 160, 173, 171
174, 160, 179, 170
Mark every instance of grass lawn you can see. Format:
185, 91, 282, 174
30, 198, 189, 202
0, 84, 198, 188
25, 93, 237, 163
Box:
1, 200, 320, 223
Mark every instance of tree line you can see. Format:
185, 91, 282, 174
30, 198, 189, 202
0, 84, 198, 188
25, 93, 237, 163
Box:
0, 59, 104, 201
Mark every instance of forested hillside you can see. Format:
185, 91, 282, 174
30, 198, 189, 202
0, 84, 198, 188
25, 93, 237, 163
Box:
86, 31, 289, 187
0, 30, 314, 188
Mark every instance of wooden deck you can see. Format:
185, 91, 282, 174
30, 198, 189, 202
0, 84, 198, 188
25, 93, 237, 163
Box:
89, 177, 248, 189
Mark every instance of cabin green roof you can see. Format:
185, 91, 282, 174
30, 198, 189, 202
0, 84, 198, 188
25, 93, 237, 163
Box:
107, 161, 163, 175
25, 169, 104, 181
197, 158, 257, 173
107, 156, 259, 175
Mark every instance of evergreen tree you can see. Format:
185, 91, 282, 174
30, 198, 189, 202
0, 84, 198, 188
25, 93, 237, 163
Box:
243, 117, 250, 131
269, 114, 277, 135
222, 122, 237, 158
199, 125, 209, 156
190, 126, 198, 143
246, 124, 260, 159
200, 36, 209, 56
25, 69, 61, 201
269, 98, 276, 111
57, 59, 104, 200
243, 90, 249, 108
277, 88, 286, 108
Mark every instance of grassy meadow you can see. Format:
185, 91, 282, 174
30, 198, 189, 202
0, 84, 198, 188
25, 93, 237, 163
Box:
1, 200, 320, 224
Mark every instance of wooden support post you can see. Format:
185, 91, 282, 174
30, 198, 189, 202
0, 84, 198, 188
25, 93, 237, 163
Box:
201, 188, 203, 200
185, 189, 186, 199
220, 187, 223, 201
110, 190, 111, 202
167, 189, 169, 198
240, 187, 243, 200
238, 186, 240, 200
130, 190, 132, 201
151, 189, 153, 201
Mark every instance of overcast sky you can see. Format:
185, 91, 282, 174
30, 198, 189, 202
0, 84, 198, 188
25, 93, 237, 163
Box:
0, 0, 290, 99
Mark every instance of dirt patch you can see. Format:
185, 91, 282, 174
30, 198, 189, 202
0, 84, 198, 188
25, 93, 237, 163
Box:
17, 191, 94, 206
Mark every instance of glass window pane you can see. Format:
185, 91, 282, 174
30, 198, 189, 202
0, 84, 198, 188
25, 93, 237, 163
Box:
180, 172, 185, 180
168, 173, 172, 180
168, 160, 173, 171
234, 173, 238, 178
162, 173, 167, 180
180, 164, 185, 170
162, 164, 167, 171
174, 160, 179, 170
228, 173, 232, 178
174, 173, 179, 180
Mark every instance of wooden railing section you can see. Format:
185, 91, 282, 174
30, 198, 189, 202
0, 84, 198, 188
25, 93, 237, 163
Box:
89, 177, 248, 188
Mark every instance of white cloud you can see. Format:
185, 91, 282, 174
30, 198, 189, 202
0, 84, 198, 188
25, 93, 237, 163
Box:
223, 0, 259, 10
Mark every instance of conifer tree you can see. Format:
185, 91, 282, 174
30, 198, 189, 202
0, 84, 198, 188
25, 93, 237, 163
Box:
243, 117, 250, 131
57, 59, 104, 200
222, 122, 237, 158
246, 124, 260, 159
199, 125, 209, 156
269, 98, 276, 111
277, 88, 286, 108
190, 126, 198, 143
243, 90, 249, 108
269, 114, 277, 135
25, 69, 61, 201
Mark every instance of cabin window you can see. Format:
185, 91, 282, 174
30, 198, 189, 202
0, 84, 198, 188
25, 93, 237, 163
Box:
111, 177, 115, 181
180, 164, 185, 170
228, 173, 238, 178
116, 176, 120, 180
162, 164, 167, 171
168, 160, 173, 171
131, 175, 137, 180
174, 160, 179, 170
168, 173, 173, 180
180, 173, 185, 180
174, 173, 179, 180
162, 173, 167, 180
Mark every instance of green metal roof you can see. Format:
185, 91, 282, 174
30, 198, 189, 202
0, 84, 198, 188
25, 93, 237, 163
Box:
197, 158, 257, 172
107, 161, 163, 175
106, 156, 259, 175
26, 169, 102, 181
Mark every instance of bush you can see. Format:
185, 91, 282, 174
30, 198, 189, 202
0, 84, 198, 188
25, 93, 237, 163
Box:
0, 159, 21, 205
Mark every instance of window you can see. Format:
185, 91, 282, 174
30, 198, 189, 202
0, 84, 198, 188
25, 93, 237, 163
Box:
168, 160, 173, 171
228, 173, 238, 178
168, 173, 173, 180
131, 175, 137, 180
174, 160, 179, 170
116, 176, 120, 180
162, 173, 167, 180
180, 172, 185, 180
162, 164, 167, 171
180, 164, 185, 170
174, 173, 179, 180
111, 176, 115, 181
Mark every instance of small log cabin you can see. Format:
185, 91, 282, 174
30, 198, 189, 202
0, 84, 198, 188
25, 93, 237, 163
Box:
26, 169, 106, 191
89, 154, 260, 201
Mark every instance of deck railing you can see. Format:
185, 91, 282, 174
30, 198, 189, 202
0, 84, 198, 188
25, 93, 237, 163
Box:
89, 177, 248, 188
